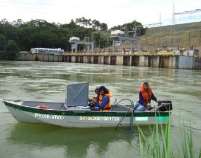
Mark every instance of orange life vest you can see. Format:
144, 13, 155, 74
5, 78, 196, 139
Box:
139, 84, 153, 105
98, 91, 112, 111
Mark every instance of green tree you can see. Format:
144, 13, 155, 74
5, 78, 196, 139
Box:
76, 17, 108, 31
0, 18, 146, 57
100, 23, 108, 31
92, 31, 111, 48
110, 20, 145, 36
0, 34, 6, 50
5, 40, 19, 60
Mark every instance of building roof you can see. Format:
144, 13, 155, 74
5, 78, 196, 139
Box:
69, 37, 80, 43
111, 30, 125, 36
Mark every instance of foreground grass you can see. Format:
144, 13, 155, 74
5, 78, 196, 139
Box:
137, 124, 201, 158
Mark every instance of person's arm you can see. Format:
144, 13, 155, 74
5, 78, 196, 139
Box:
139, 92, 144, 106
151, 93, 157, 102
99, 96, 109, 110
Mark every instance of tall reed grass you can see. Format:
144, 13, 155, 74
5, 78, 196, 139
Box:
137, 124, 201, 158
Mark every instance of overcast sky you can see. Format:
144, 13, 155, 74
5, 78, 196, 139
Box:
0, 0, 201, 27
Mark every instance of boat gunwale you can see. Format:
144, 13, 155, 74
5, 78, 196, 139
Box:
3, 100, 171, 117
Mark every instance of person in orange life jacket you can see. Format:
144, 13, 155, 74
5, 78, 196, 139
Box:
134, 82, 157, 111
95, 86, 112, 111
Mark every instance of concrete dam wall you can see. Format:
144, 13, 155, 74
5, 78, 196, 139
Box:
17, 52, 201, 69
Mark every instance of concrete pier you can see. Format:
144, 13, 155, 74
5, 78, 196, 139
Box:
139, 56, 148, 67
116, 56, 123, 65
123, 56, 131, 66
177, 56, 193, 69
104, 56, 110, 64
148, 56, 159, 67
71, 56, 76, 63
93, 56, 98, 64
131, 56, 139, 66
193, 57, 201, 69
17, 52, 201, 69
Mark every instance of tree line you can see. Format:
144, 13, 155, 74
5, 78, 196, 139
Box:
0, 18, 145, 60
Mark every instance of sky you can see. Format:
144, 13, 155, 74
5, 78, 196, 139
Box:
0, 0, 201, 27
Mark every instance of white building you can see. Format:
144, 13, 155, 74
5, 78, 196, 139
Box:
30, 48, 64, 55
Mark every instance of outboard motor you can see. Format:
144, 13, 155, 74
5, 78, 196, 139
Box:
157, 100, 172, 111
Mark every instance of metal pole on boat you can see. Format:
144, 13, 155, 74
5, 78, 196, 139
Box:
129, 110, 134, 131
114, 98, 134, 130
115, 110, 130, 130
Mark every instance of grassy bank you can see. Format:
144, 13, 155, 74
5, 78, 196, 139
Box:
140, 22, 201, 51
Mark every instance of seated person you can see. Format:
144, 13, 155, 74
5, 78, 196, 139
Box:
95, 86, 112, 112
134, 82, 157, 111
89, 87, 100, 109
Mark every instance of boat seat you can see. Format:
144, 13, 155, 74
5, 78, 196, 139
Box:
23, 101, 66, 110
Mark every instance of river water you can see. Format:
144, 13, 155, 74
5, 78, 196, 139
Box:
0, 61, 201, 158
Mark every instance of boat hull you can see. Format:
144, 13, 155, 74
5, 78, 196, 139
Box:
4, 100, 171, 128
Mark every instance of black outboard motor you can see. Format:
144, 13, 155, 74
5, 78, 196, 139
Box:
157, 100, 172, 111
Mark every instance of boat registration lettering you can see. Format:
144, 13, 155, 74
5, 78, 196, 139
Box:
34, 113, 64, 120
80, 116, 120, 121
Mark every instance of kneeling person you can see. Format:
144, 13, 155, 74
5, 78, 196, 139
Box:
134, 82, 157, 111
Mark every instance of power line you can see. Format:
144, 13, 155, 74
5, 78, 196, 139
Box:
174, 9, 201, 15
173, 8, 201, 25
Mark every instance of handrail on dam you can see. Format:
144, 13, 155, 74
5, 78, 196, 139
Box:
63, 51, 176, 56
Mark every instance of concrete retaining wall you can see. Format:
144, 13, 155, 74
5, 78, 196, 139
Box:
178, 56, 193, 69
17, 53, 200, 69
193, 57, 201, 69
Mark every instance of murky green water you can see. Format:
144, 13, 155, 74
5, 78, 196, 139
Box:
0, 61, 201, 158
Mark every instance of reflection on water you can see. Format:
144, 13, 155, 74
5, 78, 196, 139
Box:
7, 124, 137, 158
0, 112, 139, 158
0, 61, 201, 158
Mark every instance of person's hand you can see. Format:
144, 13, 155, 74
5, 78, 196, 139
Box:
92, 98, 97, 102
88, 98, 92, 102
128, 108, 133, 112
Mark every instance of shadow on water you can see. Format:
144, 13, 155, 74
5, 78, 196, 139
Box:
7, 123, 141, 158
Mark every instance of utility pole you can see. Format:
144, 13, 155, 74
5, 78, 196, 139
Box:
171, 2, 175, 48
172, 3, 175, 25
143, 22, 162, 50
173, 8, 201, 24
200, 30, 201, 45
127, 25, 143, 51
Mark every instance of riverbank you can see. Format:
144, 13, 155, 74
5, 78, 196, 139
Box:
17, 51, 201, 69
